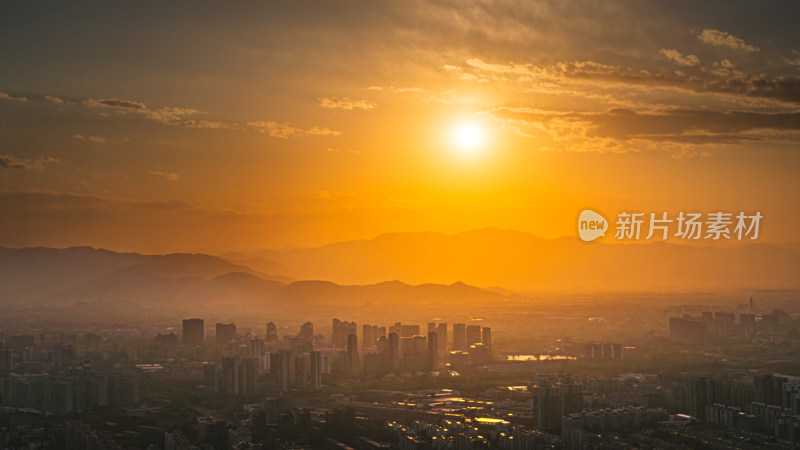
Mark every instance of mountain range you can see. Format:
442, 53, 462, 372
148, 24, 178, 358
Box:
1, 229, 797, 319
227, 228, 800, 292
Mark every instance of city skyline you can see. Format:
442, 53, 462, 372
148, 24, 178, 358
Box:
1, 1, 799, 448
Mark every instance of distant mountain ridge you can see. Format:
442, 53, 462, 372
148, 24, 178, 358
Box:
0, 246, 513, 318
231, 228, 800, 292
0, 246, 290, 304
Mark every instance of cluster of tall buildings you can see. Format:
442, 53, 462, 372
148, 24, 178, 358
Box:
354, 320, 493, 372
532, 382, 584, 431
179, 317, 494, 394
659, 372, 800, 443
584, 342, 624, 360
0, 367, 139, 413
561, 406, 669, 449
203, 356, 259, 395
669, 311, 757, 338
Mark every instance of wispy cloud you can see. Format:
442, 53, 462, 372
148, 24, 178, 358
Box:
183, 119, 244, 130
0, 92, 27, 102
318, 97, 376, 110
697, 29, 759, 52
4, 92, 342, 138
81, 97, 199, 124
247, 121, 341, 138
316, 190, 354, 199
365, 86, 425, 94
147, 170, 179, 182
306, 127, 341, 136
73, 134, 106, 143
0, 155, 58, 170
487, 106, 800, 155
659, 49, 700, 67
785, 50, 800, 68
462, 58, 800, 106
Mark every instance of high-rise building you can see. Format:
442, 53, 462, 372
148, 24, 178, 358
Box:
714, 312, 736, 336
216, 357, 258, 395
533, 387, 562, 431
481, 327, 492, 351
390, 322, 420, 338
182, 318, 205, 346
452, 323, 466, 350
216, 323, 237, 344
221, 357, 239, 394
689, 377, 710, 421
249, 337, 264, 364
362, 324, 378, 349
346, 334, 358, 373
332, 319, 357, 349
239, 357, 258, 395
400, 335, 427, 371
293, 352, 308, 388
0, 348, 12, 373
436, 323, 447, 353
310, 351, 322, 389
277, 350, 291, 391
154, 333, 178, 346
740, 313, 756, 338
298, 322, 314, 343
466, 325, 482, 347
428, 322, 448, 355
427, 331, 439, 369
266, 322, 278, 341
402, 324, 420, 338
388, 332, 400, 370
561, 383, 583, 415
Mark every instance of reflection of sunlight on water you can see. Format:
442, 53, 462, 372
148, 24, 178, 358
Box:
505, 354, 577, 361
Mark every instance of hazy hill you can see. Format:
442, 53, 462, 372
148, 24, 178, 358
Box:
244, 228, 800, 292
0, 246, 515, 324
0, 246, 289, 304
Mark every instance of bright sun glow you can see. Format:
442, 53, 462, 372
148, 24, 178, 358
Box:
453, 123, 485, 156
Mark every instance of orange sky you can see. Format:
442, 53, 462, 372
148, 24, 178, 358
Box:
0, 1, 799, 253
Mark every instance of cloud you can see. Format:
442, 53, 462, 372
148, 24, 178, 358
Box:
306, 127, 341, 136
318, 97, 376, 110
365, 86, 426, 94
326, 147, 361, 154
247, 121, 305, 138
81, 97, 200, 124
0, 155, 58, 170
486, 106, 800, 156
316, 190, 355, 199
0, 92, 27, 102
462, 58, 800, 106
183, 119, 243, 130
785, 50, 800, 67
247, 121, 341, 138
147, 170, 179, 182
659, 49, 700, 67
697, 29, 759, 52
73, 134, 106, 143
4, 92, 345, 137
44, 95, 68, 104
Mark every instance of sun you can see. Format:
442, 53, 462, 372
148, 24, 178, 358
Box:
453, 123, 485, 156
